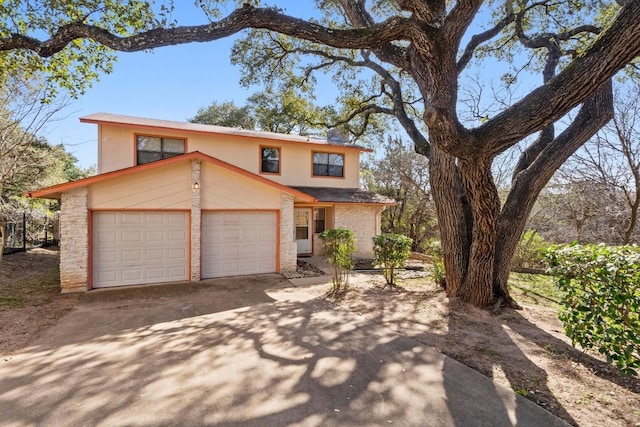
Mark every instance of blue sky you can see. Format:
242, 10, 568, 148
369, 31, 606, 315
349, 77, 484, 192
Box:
40, 2, 535, 169
44, 1, 324, 168
46, 38, 251, 168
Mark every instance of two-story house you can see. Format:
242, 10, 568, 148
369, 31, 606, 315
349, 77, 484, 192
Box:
27, 113, 394, 292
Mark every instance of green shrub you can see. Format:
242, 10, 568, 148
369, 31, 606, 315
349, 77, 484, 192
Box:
544, 244, 640, 375
424, 239, 446, 288
320, 228, 356, 294
372, 233, 413, 287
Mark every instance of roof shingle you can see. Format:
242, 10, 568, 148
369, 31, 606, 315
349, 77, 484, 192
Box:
292, 187, 395, 205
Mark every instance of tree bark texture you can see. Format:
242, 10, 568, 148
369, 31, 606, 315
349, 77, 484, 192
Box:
429, 145, 470, 298
457, 157, 503, 307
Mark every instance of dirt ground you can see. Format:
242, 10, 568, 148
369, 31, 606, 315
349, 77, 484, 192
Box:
0, 247, 78, 354
329, 267, 640, 427
0, 249, 638, 426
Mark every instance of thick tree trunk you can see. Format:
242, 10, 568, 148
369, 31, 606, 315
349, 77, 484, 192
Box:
429, 145, 471, 297
431, 82, 614, 309
457, 157, 503, 306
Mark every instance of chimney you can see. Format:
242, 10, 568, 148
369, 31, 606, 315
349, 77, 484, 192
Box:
326, 127, 350, 144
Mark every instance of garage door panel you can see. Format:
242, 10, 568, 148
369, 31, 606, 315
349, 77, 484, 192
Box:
93, 211, 189, 288
168, 248, 188, 260
202, 211, 277, 278
97, 270, 117, 283
121, 231, 141, 243
146, 268, 165, 279
146, 230, 164, 242
146, 249, 164, 261
121, 212, 143, 224
121, 250, 141, 262
168, 266, 188, 278
122, 269, 142, 281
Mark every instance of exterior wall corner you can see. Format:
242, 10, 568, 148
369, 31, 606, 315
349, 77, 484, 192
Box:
280, 193, 297, 271
191, 159, 202, 281
60, 187, 89, 292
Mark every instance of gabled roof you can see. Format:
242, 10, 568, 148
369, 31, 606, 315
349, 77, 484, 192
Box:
292, 187, 396, 206
80, 113, 373, 152
25, 151, 317, 202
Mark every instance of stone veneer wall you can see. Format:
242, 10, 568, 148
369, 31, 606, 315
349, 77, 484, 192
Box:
60, 187, 89, 293
280, 193, 297, 271
333, 204, 383, 258
191, 160, 201, 281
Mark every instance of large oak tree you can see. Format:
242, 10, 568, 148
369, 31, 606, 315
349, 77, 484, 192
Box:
3, 0, 640, 308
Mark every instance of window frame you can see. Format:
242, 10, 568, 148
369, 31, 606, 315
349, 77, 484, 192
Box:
259, 145, 281, 175
313, 207, 326, 234
135, 134, 186, 165
312, 151, 345, 178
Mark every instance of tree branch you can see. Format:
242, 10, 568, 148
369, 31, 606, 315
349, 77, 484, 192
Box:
444, 0, 483, 48
0, 4, 410, 57
457, 11, 515, 73
472, 1, 640, 156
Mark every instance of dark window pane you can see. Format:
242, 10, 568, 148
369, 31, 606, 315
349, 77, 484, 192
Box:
262, 160, 279, 173
162, 152, 182, 159
314, 207, 325, 232
313, 152, 344, 176
136, 136, 185, 165
313, 164, 328, 176
137, 151, 162, 164
261, 147, 280, 173
328, 165, 343, 177
296, 227, 308, 240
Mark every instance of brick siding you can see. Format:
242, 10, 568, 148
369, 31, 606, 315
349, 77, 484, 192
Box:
60, 187, 89, 293
333, 205, 383, 258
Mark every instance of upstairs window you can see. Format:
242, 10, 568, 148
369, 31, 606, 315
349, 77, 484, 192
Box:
313, 152, 344, 177
136, 135, 185, 165
260, 146, 280, 174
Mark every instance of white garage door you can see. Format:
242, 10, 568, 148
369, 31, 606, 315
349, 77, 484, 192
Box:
202, 211, 277, 278
92, 211, 189, 288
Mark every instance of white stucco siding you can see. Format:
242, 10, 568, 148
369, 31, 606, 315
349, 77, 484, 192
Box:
199, 163, 281, 210
97, 125, 135, 173
96, 123, 362, 188
89, 162, 191, 209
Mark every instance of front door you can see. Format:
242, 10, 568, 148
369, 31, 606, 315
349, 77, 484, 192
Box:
295, 208, 312, 254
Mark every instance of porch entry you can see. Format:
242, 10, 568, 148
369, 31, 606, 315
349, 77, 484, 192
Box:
295, 208, 312, 254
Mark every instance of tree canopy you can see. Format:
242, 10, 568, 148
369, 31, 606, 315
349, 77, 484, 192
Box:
3, 1, 640, 307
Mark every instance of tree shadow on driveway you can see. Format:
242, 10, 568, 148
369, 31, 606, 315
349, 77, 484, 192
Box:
0, 279, 568, 426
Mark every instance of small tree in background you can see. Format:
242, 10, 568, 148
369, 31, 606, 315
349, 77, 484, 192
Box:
513, 230, 549, 270
319, 228, 355, 295
372, 234, 413, 288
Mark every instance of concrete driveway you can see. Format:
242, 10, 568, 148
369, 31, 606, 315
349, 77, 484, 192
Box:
0, 275, 567, 426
